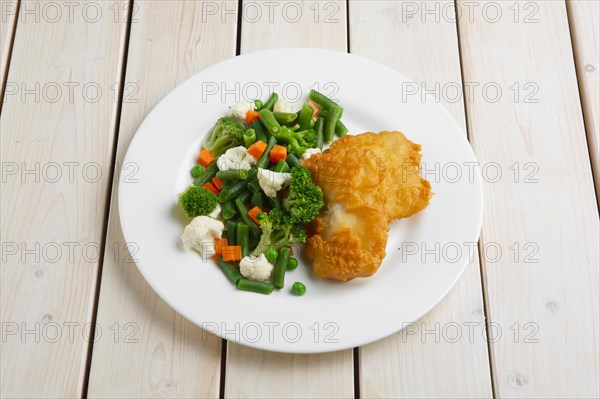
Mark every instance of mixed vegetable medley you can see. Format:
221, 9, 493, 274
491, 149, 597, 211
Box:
179, 90, 347, 295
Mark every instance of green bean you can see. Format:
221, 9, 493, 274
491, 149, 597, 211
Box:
287, 257, 298, 270
190, 164, 204, 178
222, 201, 236, 220
235, 199, 261, 234
286, 153, 300, 168
254, 99, 264, 111
315, 116, 325, 149
251, 120, 269, 142
218, 168, 256, 201
316, 109, 347, 136
274, 160, 289, 173
263, 92, 278, 111
291, 282, 306, 296
251, 191, 266, 208
273, 247, 290, 289
218, 179, 247, 202
257, 136, 277, 169
298, 102, 314, 130
219, 257, 243, 286
268, 196, 282, 210
216, 169, 249, 181
247, 178, 261, 193
244, 128, 257, 147
309, 118, 316, 128
324, 106, 343, 143
192, 162, 218, 186
266, 246, 278, 263
273, 112, 297, 124
248, 233, 260, 252
335, 120, 349, 137
309, 89, 338, 110
259, 109, 281, 134
236, 222, 250, 257
236, 189, 252, 204
236, 278, 274, 295
226, 221, 237, 246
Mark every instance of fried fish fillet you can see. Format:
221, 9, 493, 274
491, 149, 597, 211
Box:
305, 204, 389, 281
302, 131, 432, 281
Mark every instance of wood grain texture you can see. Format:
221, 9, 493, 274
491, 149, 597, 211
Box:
0, 1, 128, 397
567, 0, 599, 198
86, 1, 237, 397
349, 1, 493, 397
457, 1, 599, 397
1, 0, 18, 99
225, 2, 353, 398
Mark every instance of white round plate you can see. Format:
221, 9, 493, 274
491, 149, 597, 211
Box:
119, 48, 483, 353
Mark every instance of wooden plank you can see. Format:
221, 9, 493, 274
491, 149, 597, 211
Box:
567, 0, 599, 199
86, 1, 236, 397
0, 1, 128, 397
457, 1, 599, 397
1, 0, 19, 103
348, 1, 493, 397
225, 2, 354, 398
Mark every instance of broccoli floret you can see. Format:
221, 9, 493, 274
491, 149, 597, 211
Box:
271, 127, 317, 157
178, 185, 218, 218
282, 166, 324, 223
203, 117, 245, 156
253, 209, 307, 256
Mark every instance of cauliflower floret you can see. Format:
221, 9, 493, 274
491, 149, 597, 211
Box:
181, 216, 224, 258
228, 101, 254, 122
274, 99, 299, 113
301, 147, 321, 161
217, 146, 257, 171
239, 253, 274, 281
257, 167, 292, 198
208, 203, 221, 219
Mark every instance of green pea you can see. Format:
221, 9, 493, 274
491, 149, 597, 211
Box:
287, 257, 298, 270
191, 164, 204, 178
291, 282, 306, 296
266, 246, 278, 263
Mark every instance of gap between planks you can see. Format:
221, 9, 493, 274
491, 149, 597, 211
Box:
81, 1, 134, 397
0, 0, 20, 113
453, 0, 497, 396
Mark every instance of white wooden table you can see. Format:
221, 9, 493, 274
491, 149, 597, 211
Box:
1, 1, 598, 398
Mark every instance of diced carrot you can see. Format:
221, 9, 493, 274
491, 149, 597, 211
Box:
198, 148, 215, 167
247, 140, 267, 159
308, 100, 320, 118
212, 176, 225, 190
202, 182, 219, 196
269, 145, 287, 164
245, 110, 261, 124
214, 238, 228, 256
248, 206, 263, 225
222, 245, 243, 262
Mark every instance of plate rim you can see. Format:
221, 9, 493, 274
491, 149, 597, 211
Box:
118, 47, 484, 354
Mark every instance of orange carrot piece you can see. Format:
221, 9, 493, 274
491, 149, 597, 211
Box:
269, 145, 287, 164
198, 148, 215, 167
247, 206, 263, 225
245, 110, 261, 124
247, 140, 267, 159
308, 100, 320, 118
214, 238, 228, 256
222, 245, 243, 262
202, 182, 219, 196
212, 176, 225, 190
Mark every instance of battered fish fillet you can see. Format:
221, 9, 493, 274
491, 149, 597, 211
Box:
302, 131, 432, 281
